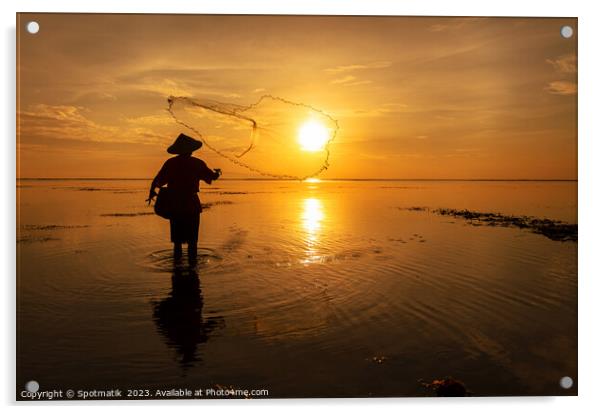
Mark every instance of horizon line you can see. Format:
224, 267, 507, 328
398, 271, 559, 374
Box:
16, 177, 578, 182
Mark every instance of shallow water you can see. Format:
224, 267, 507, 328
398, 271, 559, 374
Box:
16, 179, 577, 397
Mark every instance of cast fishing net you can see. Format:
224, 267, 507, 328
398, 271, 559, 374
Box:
167, 95, 338, 180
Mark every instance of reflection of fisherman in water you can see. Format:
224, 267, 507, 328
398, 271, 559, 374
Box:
152, 264, 224, 368
147, 133, 221, 263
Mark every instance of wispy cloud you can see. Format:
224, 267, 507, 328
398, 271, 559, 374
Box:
336, 103, 409, 118
19, 104, 116, 141
546, 54, 577, 74
444, 148, 487, 158
128, 77, 193, 97
545, 81, 577, 96
428, 24, 448, 32
545, 53, 577, 96
428, 18, 482, 33
330, 76, 373, 86
324, 61, 392, 74
330, 75, 356, 85
125, 113, 174, 126
346, 80, 372, 86
19, 104, 167, 144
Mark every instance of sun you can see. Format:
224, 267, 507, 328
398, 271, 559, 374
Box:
298, 120, 329, 152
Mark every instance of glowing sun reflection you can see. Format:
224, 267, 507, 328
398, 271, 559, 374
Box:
302, 198, 324, 233
301, 198, 324, 263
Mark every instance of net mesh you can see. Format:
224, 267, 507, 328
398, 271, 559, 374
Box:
167, 95, 338, 180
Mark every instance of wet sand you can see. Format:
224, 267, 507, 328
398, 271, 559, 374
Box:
16, 179, 577, 398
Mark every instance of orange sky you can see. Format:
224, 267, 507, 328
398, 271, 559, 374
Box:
17, 14, 577, 179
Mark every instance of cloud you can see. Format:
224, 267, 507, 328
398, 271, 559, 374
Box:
427, 18, 482, 33
330, 75, 356, 85
125, 113, 174, 126
19, 104, 116, 141
18, 104, 168, 145
545, 80, 577, 95
428, 24, 448, 32
330, 76, 373, 87
546, 54, 577, 74
324, 61, 392, 74
130, 78, 193, 97
336, 103, 410, 118
326, 61, 389, 87
544, 54, 577, 96
22, 104, 90, 123
346, 80, 373, 86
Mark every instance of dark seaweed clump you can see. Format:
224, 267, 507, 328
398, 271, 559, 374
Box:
405, 206, 428, 212
202, 200, 234, 209
22, 224, 90, 230
54, 186, 143, 193
420, 377, 471, 397
101, 212, 155, 217
17, 236, 60, 244
101, 201, 234, 217
434, 208, 577, 242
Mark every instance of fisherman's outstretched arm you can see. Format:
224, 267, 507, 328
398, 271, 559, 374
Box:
199, 161, 222, 184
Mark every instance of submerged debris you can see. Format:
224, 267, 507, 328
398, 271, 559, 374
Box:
404, 206, 429, 212
73, 187, 105, 191
101, 212, 155, 217
17, 236, 60, 244
21, 224, 90, 230
420, 377, 471, 397
371, 355, 388, 364
101, 201, 233, 217
53, 186, 144, 193
405, 207, 577, 242
201, 200, 234, 209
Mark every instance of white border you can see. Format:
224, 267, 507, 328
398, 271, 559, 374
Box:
3, 1, 602, 413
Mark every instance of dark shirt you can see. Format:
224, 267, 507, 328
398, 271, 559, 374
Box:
153, 155, 218, 194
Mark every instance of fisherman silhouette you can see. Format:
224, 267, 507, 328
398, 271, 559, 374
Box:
152, 264, 224, 368
147, 133, 221, 262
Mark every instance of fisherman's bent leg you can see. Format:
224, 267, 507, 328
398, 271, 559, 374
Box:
188, 213, 200, 264
173, 242, 183, 260
188, 242, 198, 262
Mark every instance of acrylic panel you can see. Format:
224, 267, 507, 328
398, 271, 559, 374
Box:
16, 13, 577, 400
